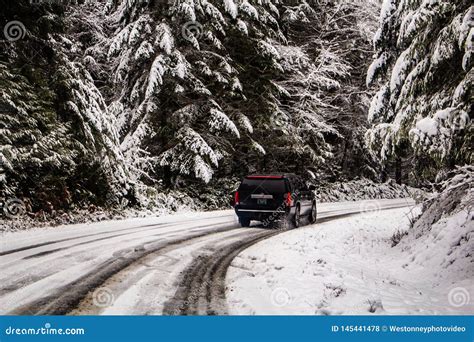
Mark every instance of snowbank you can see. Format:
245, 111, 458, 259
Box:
227, 205, 473, 315
395, 165, 473, 298
317, 178, 421, 203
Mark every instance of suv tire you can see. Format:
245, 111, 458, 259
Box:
293, 205, 301, 228
239, 218, 251, 227
310, 202, 317, 224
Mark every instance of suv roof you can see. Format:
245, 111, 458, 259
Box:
245, 173, 297, 179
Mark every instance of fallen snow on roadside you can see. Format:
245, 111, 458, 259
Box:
227, 206, 473, 315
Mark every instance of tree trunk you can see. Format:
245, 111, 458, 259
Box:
395, 156, 402, 185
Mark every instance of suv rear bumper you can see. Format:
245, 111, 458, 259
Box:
235, 207, 296, 221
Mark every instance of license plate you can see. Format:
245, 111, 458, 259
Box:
257, 199, 267, 205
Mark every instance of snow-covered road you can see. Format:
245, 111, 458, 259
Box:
0, 199, 415, 315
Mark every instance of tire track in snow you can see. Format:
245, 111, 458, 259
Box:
162, 229, 279, 315
162, 203, 415, 315
2, 199, 415, 315
0, 215, 235, 257
0, 221, 236, 296
9, 224, 239, 315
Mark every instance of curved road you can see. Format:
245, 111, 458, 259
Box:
0, 198, 414, 315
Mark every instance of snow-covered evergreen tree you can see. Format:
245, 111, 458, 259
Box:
272, 0, 381, 180
0, 0, 131, 210
96, 0, 380, 185
97, 0, 294, 184
1, 0, 386, 214
366, 0, 473, 177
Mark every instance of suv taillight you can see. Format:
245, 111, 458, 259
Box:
285, 192, 293, 207
234, 191, 240, 206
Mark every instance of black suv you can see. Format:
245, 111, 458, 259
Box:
233, 174, 317, 228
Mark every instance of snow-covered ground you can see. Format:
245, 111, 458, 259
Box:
2, 197, 470, 316
0, 199, 416, 315
227, 206, 473, 315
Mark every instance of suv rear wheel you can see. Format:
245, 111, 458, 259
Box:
293, 205, 301, 228
239, 218, 251, 227
310, 202, 317, 224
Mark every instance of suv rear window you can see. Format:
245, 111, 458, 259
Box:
239, 178, 287, 193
